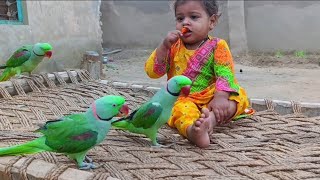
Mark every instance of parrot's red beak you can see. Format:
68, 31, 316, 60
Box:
117, 104, 129, 117
181, 85, 191, 96
45, 51, 52, 59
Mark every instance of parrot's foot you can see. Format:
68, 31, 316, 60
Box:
151, 142, 175, 148
84, 155, 93, 163
14, 74, 31, 80
79, 162, 96, 170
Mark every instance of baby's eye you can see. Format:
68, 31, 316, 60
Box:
190, 15, 198, 20
176, 16, 184, 22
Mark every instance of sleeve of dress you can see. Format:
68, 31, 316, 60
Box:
213, 39, 240, 95
144, 49, 170, 79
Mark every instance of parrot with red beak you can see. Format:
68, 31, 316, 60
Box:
0, 95, 129, 170
112, 75, 192, 147
0, 43, 53, 81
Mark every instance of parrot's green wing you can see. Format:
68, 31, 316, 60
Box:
130, 102, 163, 129
37, 114, 98, 154
5, 45, 32, 67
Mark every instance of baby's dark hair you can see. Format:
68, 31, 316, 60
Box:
173, 0, 219, 17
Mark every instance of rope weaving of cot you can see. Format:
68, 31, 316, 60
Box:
0, 69, 319, 180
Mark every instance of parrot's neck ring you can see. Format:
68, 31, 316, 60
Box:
166, 84, 180, 96
33, 50, 44, 57
92, 102, 113, 121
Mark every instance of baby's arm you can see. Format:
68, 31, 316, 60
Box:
145, 30, 182, 79
213, 39, 240, 94
145, 49, 168, 78
208, 39, 240, 123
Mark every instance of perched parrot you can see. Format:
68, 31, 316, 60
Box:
0, 95, 129, 170
112, 75, 192, 147
0, 43, 53, 81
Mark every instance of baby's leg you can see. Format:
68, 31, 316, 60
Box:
186, 108, 217, 148
186, 100, 237, 148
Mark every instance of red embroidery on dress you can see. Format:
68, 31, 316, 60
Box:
183, 38, 218, 80
215, 77, 236, 92
153, 50, 170, 76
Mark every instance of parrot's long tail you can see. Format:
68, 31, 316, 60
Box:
0, 68, 14, 82
0, 65, 7, 69
0, 137, 50, 156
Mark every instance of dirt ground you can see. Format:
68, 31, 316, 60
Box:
102, 48, 320, 103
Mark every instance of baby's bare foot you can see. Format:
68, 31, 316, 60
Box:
187, 108, 217, 148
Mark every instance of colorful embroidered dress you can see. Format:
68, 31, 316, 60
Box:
145, 37, 250, 137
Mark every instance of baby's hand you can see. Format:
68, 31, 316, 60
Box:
208, 96, 230, 124
162, 30, 183, 49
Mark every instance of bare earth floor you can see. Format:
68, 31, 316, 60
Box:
102, 49, 320, 103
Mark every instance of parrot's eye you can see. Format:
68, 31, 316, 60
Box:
112, 104, 116, 107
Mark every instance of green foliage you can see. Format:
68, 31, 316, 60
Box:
275, 50, 307, 59
295, 50, 306, 58
275, 50, 283, 58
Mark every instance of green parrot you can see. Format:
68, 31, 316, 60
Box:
112, 75, 192, 147
0, 95, 129, 170
0, 43, 53, 81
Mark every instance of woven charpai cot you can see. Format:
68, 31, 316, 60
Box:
0, 69, 319, 180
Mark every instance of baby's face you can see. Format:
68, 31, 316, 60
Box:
175, 1, 215, 47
